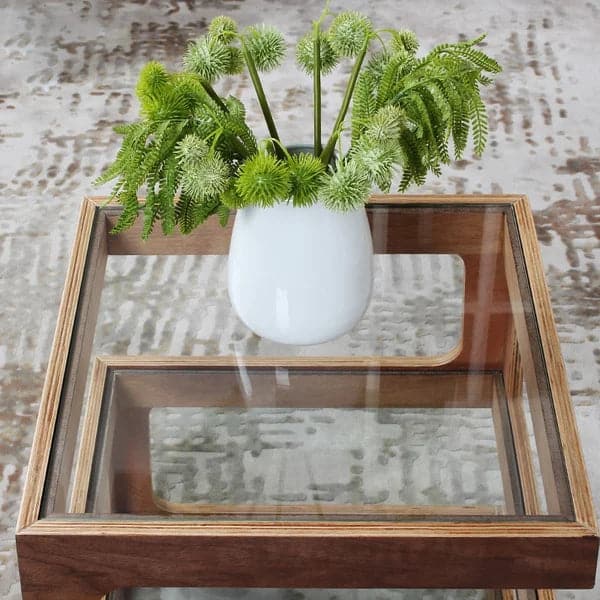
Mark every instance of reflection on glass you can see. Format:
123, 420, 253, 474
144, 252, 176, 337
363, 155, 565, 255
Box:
94, 254, 464, 358
41, 205, 570, 525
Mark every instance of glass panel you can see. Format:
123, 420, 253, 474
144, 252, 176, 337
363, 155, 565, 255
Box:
94, 253, 464, 358
520, 382, 548, 514
40, 204, 572, 522
149, 405, 505, 515
116, 588, 501, 600
84, 366, 508, 519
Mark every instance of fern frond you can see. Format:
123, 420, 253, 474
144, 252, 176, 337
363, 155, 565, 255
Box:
142, 169, 162, 240
430, 40, 501, 74
191, 196, 221, 227
397, 129, 427, 190
175, 193, 196, 235
351, 69, 379, 143
419, 86, 450, 163
376, 52, 405, 110
468, 91, 488, 156
439, 78, 469, 158
158, 154, 179, 235
94, 121, 153, 187
111, 188, 140, 233
449, 45, 502, 73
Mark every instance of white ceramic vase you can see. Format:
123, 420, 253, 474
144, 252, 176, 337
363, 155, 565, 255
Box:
227, 200, 373, 345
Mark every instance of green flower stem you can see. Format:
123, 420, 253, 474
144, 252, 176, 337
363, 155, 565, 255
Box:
241, 39, 283, 157
313, 21, 322, 156
200, 81, 229, 113
320, 38, 370, 166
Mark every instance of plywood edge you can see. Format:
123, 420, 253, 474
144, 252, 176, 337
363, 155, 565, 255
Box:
16, 198, 99, 531
19, 517, 597, 539
69, 358, 110, 513
513, 197, 598, 534
153, 497, 502, 517
502, 327, 541, 515
96, 353, 476, 370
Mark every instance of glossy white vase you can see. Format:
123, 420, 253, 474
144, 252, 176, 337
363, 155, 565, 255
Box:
227, 200, 373, 345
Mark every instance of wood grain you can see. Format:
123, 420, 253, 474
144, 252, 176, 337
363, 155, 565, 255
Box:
17, 518, 598, 593
17, 197, 101, 530
112, 358, 497, 409
103, 199, 507, 257
492, 381, 523, 515
503, 325, 542, 515
69, 359, 109, 513
513, 197, 598, 531
153, 498, 501, 517
42, 198, 109, 514
504, 227, 566, 515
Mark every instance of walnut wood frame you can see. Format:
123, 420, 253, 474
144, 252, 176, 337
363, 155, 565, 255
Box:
16, 195, 598, 600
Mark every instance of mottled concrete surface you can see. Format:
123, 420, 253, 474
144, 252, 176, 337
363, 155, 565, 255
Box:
1, 0, 599, 598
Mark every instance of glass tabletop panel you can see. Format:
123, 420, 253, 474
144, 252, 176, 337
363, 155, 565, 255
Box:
41, 203, 573, 522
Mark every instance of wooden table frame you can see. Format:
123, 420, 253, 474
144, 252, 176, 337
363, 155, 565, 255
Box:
15, 195, 598, 600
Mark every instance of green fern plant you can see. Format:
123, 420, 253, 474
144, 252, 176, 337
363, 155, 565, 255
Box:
95, 8, 501, 237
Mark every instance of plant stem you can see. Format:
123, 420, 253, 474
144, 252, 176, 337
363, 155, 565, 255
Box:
201, 81, 229, 113
241, 39, 284, 158
320, 38, 370, 166
313, 21, 322, 156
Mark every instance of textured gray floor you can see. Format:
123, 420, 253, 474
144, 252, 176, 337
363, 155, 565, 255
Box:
1, 0, 599, 598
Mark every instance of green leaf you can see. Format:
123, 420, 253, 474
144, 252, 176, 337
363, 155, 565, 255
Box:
111, 189, 140, 234
469, 92, 488, 156
175, 193, 196, 234
158, 154, 179, 235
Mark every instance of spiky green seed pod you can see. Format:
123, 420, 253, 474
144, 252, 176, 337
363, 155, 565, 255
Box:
181, 152, 230, 200
235, 152, 291, 207
352, 138, 401, 192
136, 61, 170, 101
208, 16, 238, 43
363, 50, 391, 78
320, 160, 371, 210
244, 25, 286, 72
295, 33, 339, 75
392, 29, 419, 54
225, 46, 244, 75
364, 105, 406, 143
175, 134, 208, 168
328, 11, 373, 58
183, 36, 231, 82
287, 153, 326, 207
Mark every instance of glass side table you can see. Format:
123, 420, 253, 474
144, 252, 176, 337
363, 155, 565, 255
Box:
16, 196, 598, 600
